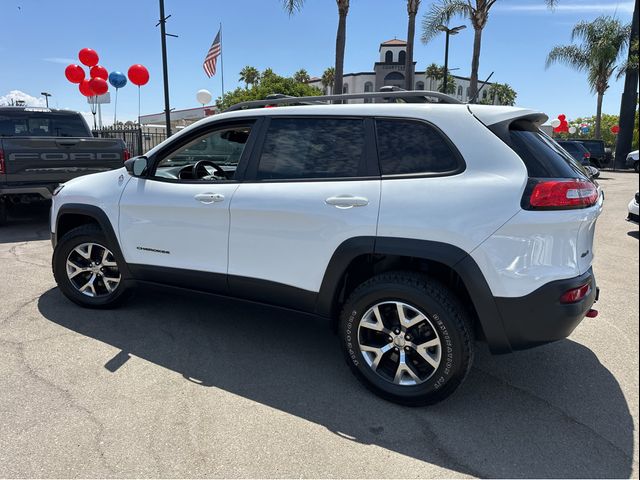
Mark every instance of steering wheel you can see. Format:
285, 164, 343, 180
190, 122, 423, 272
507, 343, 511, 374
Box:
192, 160, 226, 180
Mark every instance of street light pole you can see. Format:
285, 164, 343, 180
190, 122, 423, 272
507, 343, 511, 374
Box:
40, 92, 51, 108
443, 31, 450, 94
436, 24, 466, 94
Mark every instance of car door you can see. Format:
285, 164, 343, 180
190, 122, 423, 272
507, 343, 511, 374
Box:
227, 116, 381, 308
118, 120, 259, 291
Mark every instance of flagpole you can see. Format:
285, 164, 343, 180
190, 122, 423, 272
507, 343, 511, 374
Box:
220, 22, 225, 96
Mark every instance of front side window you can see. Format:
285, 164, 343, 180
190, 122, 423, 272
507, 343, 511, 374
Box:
256, 118, 365, 180
375, 119, 461, 175
154, 125, 252, 181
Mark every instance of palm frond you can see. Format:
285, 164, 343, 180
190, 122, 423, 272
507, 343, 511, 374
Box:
421, 0, 470, 44
282, 0, 304, 15
545, 45, 590, 71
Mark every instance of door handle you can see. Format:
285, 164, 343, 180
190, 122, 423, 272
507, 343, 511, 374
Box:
325, 195, 369, 209
194, 192, 225, 204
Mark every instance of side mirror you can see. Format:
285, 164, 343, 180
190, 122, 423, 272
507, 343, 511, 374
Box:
124, 156, 149, 177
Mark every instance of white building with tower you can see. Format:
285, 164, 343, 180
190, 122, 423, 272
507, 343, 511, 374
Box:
307, 39, 500, 104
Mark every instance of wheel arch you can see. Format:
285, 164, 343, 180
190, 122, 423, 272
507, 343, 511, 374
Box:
55, 203, 131, 278
316, 236, 513, 353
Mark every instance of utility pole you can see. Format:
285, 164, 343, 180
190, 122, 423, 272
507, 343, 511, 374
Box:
157, 0, 178, 137
614, 0, 639, 170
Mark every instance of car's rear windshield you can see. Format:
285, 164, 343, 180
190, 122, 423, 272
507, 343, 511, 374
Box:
0, 111, 90, 137
506, 121, 588, 178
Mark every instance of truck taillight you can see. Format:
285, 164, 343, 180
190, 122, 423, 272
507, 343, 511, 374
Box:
0, 148, 5, 174
524, 179, 599, 210
583, 152, 591, 159
123, 148, 131, 161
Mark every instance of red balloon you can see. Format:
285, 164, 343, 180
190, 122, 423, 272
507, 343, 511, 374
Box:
558, 114, 566, 121
89, 77, 108, 96
128, 64, 149, 86
90, 65, 108, 80
79, 48, 99, 67
611, 125, 620, 134
79, 79, 95, 97
65, 64, 85, 84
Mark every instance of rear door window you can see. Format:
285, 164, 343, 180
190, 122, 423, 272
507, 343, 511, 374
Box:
375, 119, 462, 175
256, 117, 365, 180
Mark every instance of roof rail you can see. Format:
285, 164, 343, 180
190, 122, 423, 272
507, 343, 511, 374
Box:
224, 90, 462, 112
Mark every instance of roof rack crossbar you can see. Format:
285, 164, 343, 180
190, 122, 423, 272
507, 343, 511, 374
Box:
224, 90, 462, 112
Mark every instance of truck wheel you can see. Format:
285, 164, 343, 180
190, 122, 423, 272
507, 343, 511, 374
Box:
635, 161, 639, 173
53, 225, 131, 309
339, 271, 474, 406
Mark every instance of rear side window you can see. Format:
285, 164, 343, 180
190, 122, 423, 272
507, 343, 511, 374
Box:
508, 123, 586, 178
375, 119, 461, 175
256, 118, 365, 180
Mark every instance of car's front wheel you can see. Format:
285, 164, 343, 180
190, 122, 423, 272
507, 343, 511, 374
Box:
339, 271, 474, 406
53, 225, 131, 308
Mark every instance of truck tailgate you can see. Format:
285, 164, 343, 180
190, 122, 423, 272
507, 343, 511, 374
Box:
1, 137, 124, 185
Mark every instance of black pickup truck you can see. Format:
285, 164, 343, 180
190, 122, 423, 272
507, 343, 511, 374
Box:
0, 106, 129, 224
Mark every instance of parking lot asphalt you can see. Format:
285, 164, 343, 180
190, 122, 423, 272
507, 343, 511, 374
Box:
0, 171, 638, 478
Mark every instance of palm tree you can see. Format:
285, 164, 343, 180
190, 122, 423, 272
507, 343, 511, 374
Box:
284, 0, 350, 97
239, 66, 260, 88
422, 0, 558, 102
293, 69, 311, 84
404, 0, 421, 90
425, 62, 442, 91
321, 67, 335, 94
546, 16, 631, 139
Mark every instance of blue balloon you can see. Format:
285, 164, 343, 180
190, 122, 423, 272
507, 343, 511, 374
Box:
581, 126, 590, 134
108, 71, 127, 89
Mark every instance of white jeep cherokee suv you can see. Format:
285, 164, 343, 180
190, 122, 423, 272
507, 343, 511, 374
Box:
50, 93, 602, 405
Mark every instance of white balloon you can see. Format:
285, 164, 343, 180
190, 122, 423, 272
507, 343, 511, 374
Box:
569, 126, 577, 134
550, 119, 561, 128
196, 89, 212, 105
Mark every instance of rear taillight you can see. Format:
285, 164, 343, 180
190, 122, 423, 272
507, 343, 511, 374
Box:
0, 149, 4, 174
560, 282, 592, 304
123, 148, 131, 161
525, 179, 598, 210
583, 152, 591, 159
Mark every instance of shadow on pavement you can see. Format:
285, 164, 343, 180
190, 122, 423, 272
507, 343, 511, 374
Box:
627, 230, 639, 239
38, 286, 635, 478
0, 203, 51, 244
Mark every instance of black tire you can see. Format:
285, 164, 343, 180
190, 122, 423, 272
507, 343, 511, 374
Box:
53, 224, 131, 309
339, 271, 474, 406
635, 162, 639, 173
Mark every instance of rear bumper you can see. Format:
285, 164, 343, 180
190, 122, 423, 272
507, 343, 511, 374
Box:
494, 268, 597, 351
0, 185, 54, 199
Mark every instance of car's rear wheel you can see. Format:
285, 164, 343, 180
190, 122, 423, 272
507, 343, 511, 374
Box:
0, 199, 7, 226
339, 271, 474, 406
53, 225, 131, 308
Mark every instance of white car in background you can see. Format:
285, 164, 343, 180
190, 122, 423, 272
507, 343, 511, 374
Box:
628, 192, 639, 224
626, 150, 639, 173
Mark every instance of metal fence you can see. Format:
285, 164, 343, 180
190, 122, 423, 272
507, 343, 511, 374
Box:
92, 126, 168, 157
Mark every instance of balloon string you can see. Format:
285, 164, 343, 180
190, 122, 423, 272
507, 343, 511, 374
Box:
138, 86, 141, 127
113, 88, 118, 125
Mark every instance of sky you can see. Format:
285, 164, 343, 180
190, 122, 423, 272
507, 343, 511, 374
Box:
0, 0, 635, 124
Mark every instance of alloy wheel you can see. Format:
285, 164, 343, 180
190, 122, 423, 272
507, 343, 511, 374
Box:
357, 301, 442, 386
65, 242, 121, 297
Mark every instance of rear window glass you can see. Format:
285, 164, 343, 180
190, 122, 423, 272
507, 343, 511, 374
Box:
375, 119, 461, 175
0, 112, 89, 137
579, 140, 604, 155
257, 118, 364, 180
508, 123, 587, 178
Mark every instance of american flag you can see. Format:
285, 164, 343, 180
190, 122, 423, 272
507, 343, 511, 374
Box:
203, 28, 221, 77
